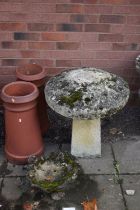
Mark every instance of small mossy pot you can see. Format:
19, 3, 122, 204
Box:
16, 64, 49, 135
1, 81, 44, 164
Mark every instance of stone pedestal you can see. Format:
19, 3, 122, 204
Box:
45, 67, 129, 158
71, 119, 101, 157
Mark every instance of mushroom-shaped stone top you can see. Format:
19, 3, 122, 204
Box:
44, 68, 130, 119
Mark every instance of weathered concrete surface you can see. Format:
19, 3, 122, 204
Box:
122, 175, 140, 210
1, 177, 23, 200
90, 175, 124, 210
58, 175, 124, 210
6, 162, 26, 177
112, 140, 140, 173
71, 119, 101, 157
44, 143, 59, 157
45, 68, 129, 120
0, 148, 4, 168
62, 143, 114, 174
78, 144, 114, 174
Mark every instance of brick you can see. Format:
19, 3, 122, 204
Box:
0, 23, 26, 31
96, 51, 139, 60
81, 59, 134, 69
29, 59, 54, 67
85, 24, 110, 32
41, 33, 65, 41
71, 0, 84, 2
40, 50, 96, 59
46, 67, 66, 76
56, 24, 83, 32
56, 4, 82, 13
0, 50, 39, 59
0, 67, 15, 75
0, 3, 23, 12
110, 24, 125, 33
56, 59, 81, 67
0, 50, 22, 58
127, 16, 140, 25
0, 32, 13, 41
129, 83, 140, 92
1, 41, 28, 49
65, 32, 98, 42
70, 14, 98, 23
84, 5, 113, 14
129, 0, 140, 4
0, 13, 70, 23
124, 35, 140, 43
99, 34, 124, 42
14, 32, 40, 41
99, 0, 128, 4
56, 42, 81, 50
36, 14, 70, 23
20, 50, 40, 58
100, 15, 125, 24
1, 59, 53, 68
2, 59, 30, 66
30, 0, 70, 2
0, 76, 16, 85
28, 23, 54, 31
71, 0, 98, 3
99, 0, 129, 5
30, 13, 70, 24
111, 23, 140, 34
28, 42, 55, 50
83, 0, 98, 3
0, 12, 27, 22
112, 43, 138, 51
25, 3, 56, 13
82, 42, 112, 50
113, 6, 140, 15
123, 25, 140, 34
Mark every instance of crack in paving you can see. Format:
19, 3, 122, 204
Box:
0, 160, 8, 195
110, 143, 129, 210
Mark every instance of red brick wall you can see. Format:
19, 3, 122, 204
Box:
0, 0, 140, 92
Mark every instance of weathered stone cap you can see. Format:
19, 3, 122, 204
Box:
44, 68, 130, 119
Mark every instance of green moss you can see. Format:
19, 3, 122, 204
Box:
29, 152, 81, 193
32, 178, 63, 192
60, 90, 83, 108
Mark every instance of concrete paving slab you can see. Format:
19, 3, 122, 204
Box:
92, 175, 124, 210
77, 143, 114, 174
5, 144, 59, 177
61, 143, 71, 152
122, 175, 140, 210
58, 175, 124, 210
1, 177, 23, 200
6, 162, 26, 177
112, 140, 140, 173
0, 148, 5, 167
44, 143, 59, 157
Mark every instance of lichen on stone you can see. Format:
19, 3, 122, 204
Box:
27, 152, 81, 193
44, 67, 130, 119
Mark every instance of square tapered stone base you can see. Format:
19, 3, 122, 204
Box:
71, 119, 101, 158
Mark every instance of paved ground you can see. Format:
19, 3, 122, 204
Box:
1, 140, 140, 210
0, 96, 139, 210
